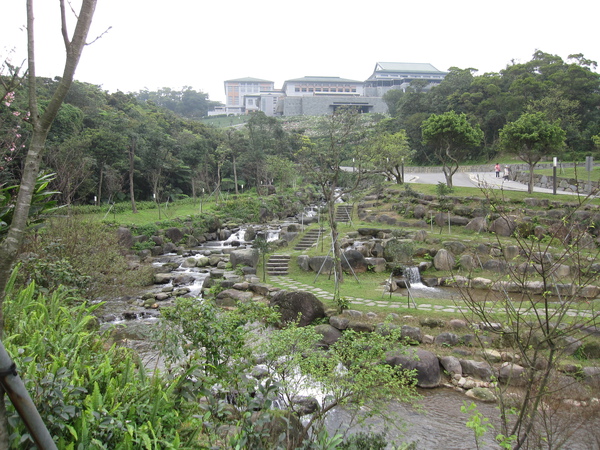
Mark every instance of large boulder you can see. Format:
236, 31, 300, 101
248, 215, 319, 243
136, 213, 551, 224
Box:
465, 387, 497, 403
440, 355, 462, 377
460, 359, 494, 382
386, 348, 441, 388
433, 248, 455, 271
165, 227, 185, 243
314, 324, 343, 348
443, 241, 466, 255
308, 256, 334, 274
117, 227, 133, 248
498, 362, 528, 387
230, 248, 259, 269
365, 257, 387, 273
297, 255, 311, 271
341, 250, 368, 273
413, 204, 428, 219
434, 332, 459, 347
269, 290, 326, 327
244, 227, 257, 241
358, 228, 391, 237
435, 213, 470, 226
465, 217, 488, 232
489, 216, 516, 237
401, 325, 422, 343
215, 289, 254, 307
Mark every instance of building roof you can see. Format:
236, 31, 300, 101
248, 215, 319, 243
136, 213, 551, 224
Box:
225, 77, 273, 83
372, 62, 446, 75
284, 76, 363, 84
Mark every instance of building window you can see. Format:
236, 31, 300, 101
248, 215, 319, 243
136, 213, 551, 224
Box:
295, 87, 300, 92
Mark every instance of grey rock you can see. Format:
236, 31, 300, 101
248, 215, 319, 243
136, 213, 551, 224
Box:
434, 332, 459, 347
165, 227, 184, 244
440, 355, 462, 376
465, 387, 496, 402
401, 325, 422, 343
460, 360, 493, 381
230, 248, 259, 269
297, 255, 310, 271
269, 290, 326, 327
433, 248, 455, 271
341, 250, 368, 273
329, 315, 350, 330
314, 324, 343, 347
386, 348, 441, 388
498, 363, 528, 387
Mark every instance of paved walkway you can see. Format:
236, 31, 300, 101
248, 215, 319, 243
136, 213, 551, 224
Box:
407, 171, 578, 196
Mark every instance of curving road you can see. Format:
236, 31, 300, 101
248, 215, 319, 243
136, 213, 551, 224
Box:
406, 170, 576, 195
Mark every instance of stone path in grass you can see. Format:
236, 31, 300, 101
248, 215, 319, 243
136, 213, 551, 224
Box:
270, 276, 468, 313
269, 276, 595, 319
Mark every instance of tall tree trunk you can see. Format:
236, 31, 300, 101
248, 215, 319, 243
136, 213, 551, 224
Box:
255, 166, 262, 196
326, 192, 343, 284
129, 140, 138, 213
97, 165, 104, 205
528, 163, 534, 194
0, 1, 97, 446
443, 165, 453, 188
232, 154, 239, 195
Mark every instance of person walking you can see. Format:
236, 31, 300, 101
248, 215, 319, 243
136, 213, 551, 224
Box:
495, 163, 501, 178
503, 165, 510, 181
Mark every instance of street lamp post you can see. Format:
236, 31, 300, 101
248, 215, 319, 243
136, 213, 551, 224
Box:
553, 157, 557, 195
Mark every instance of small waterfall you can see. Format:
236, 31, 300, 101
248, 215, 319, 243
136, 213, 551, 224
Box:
404, 266, 422, 287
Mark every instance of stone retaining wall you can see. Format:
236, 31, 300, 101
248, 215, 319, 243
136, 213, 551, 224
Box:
513, 171, 599, 193
405, 162, 590, 174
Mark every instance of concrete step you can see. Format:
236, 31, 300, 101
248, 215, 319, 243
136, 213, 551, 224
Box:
266, 254, 290, 276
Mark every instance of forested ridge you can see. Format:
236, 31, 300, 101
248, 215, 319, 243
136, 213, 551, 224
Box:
2, 50, 599, 207
383, 51, 600, 164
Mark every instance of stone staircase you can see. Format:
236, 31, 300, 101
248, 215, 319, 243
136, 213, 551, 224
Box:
335, 205, 353, 223
294, 229, 322, 251
266, 254, 291, 276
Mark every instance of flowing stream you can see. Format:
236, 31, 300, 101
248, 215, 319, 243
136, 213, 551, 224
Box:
94, 235, 596, 449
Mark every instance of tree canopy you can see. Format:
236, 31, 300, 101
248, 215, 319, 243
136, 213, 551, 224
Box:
499, 112, 566, 193
421, 111, 484, 187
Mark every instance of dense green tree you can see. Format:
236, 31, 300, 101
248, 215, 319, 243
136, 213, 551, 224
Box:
421, 111, 484, 188
296, 107, 371, 287
135, 86, 220, 119
0, 1, 98, 445
244, 112, 292, 193
44, 134, 95, 205
367, 127, 413, 184
499, 112, 566, 193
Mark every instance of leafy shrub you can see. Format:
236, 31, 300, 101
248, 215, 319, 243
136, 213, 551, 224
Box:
19, 217, 154, 298
3, 275, 196, 449
339, 431, 388, 449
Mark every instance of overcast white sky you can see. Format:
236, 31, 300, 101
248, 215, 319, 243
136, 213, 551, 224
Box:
2, 1, 599, 104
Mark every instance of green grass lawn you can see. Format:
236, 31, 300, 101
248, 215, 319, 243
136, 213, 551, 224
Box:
200, 115, 248, 128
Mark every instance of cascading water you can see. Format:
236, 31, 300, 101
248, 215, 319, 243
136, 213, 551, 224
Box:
404, 266, 423, 287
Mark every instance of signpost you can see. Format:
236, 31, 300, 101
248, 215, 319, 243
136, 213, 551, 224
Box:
553, 157, 557, 195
